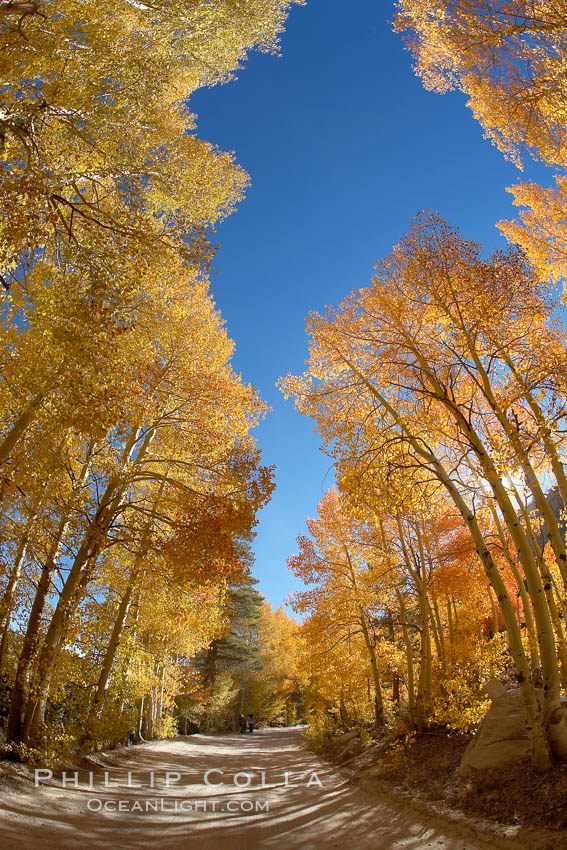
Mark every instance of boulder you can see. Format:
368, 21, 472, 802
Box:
481, 677, 507, 701
459, 687, 534, 777
336, 738, 363, 763
333, 731, 363, 763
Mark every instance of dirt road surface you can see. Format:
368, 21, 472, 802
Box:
0, 728, 546, 849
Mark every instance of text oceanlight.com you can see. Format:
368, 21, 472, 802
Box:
86, 799, 270, 813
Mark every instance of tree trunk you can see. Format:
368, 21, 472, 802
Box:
447, 597, 455, 660
501, 351, 567, 548
387, 609, 401, 706
488, 585, 500, 635
0, 503, 39, 672
398, 518, 432, 733
6, 446, 93, 742
395, 587, 415, 721
430, 592, 446, 670
339, 689, 349, 726
0, 2, 41, 18
0, 393, 45, 467
360, 608, 384, 729
426, 596, 443, 665
415, 593, 432, 735
82, 473, 167, 746
488, 502, 540, 670
517, 492, 567, 691
20, 426, 145, 745
134, 697, 145, 743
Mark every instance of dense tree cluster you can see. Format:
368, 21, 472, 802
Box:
0, 0, 303, 760
180, 578, 304, 732
283, 1, 567, 771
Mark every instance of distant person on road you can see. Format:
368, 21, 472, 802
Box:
239, 713, 246, 734
248, 714, 254, 734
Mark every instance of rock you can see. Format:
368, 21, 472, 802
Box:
459, 687, 534, 777
335, 731, 359, 744
481, 678, 507, 701
460, 685, 567, 776
327, 730, 361, 762
336, 738, 363, 763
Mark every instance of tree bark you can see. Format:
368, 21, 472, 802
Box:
0, 2, 41, 18
20, 425, 146, 745
82, 473, 167, 746
0, 393, 45, 467
488, 501, 540, 670
6, 448, 92, 742
0, 502, 39, 672
395, 587, 415, 722
359, 608, 385, 729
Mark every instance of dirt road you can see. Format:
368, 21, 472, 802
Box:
0, 728, 541, 849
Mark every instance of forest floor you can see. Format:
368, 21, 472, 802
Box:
0, 727, 563, 849
319, 728, 567, 848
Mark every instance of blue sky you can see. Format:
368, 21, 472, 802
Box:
189, 0, 550, 609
